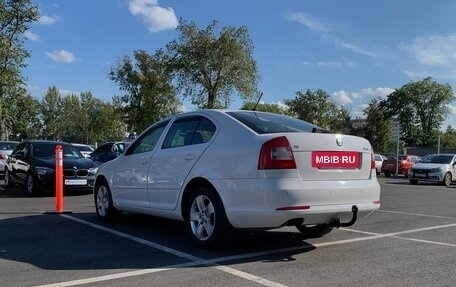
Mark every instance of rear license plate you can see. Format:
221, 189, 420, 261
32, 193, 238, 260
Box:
312, 151, 360, 169
65, 179, 87, 185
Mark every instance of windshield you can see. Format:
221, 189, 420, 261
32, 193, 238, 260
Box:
226, 111, 330, 134
0, 142, 18, 150
32, 143, 83, 159
420, 155, 454, 164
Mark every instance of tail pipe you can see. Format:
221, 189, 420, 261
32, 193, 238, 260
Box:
329, 205, 358, 228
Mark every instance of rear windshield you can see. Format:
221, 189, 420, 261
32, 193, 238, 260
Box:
226, 111, 328, 134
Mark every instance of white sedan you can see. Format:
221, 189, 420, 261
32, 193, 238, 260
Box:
94, 110, 381, 247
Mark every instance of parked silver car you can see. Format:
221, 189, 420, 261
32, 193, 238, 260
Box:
408, 154, 456, 186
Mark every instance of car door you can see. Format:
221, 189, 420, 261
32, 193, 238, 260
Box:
147, 115, 216, 210
8, 142, 30, 184
110, 121, 169, 209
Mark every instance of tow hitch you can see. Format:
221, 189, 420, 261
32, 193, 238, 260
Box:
329, 205, 358, 228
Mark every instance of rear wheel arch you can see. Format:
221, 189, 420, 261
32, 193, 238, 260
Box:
181, 177, 222, 218
182, 178, 234, 247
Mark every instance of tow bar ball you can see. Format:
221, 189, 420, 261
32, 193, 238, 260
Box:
329, 205, 358, 228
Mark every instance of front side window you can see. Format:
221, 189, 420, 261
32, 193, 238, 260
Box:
128, 120, 170, 155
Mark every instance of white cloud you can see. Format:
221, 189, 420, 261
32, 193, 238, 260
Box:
129, 0, 178, 32
38, 15, 60, 25
23, 30, 39, 41
403, 33, 456, 67
287, 12, 332, 33
359, 87, 395, 100
289, 12, 384, 59
45, 50, 76, 63
331, 87, 395, 117
317, 60, 357, 68
400, 33, 456, 81
335, 39, 380, 58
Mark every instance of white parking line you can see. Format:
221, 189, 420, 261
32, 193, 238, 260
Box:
378, 209, 456, 220
33, 214, 288, 287
34, 215, 456, 287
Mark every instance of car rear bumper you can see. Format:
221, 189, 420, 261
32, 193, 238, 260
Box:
212, 177, 381, 229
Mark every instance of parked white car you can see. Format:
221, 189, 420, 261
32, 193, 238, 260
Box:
94, 110, 381, 247
408, 153, 456, 186
374, 153, 388, 175
72, 143, 94, 158
0, 141, 19, 177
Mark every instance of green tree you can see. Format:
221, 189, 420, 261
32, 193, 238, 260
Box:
440, 125, 456, 148
109, 49, 181, 133
381, 77, 454, 147
3, 86, 40, 139
0, 0, 39, 139
284, 89, 352, 133
40, 86, 63, 140
92, 97, 127, 143
166, 19, 260, 109
362, 99, 393, 153
60, 93, 82, 142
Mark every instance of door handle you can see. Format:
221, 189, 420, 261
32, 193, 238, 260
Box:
185, 154, 195, 161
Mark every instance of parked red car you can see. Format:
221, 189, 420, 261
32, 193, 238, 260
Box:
381, 155, 421, 177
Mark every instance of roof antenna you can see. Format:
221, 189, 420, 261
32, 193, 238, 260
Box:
252, 92, 263, 111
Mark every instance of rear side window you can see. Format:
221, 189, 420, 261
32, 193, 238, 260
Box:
226, 111, 326, 134
162, 116, 216, 149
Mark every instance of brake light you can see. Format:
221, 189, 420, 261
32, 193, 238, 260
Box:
371, 152, 375, 169
0, 154, 4, 160
258, 136, 297, 169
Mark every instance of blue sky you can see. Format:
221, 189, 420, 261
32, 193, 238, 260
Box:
24, 0, 456, 126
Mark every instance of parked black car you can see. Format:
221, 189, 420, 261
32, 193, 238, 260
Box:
4, 140, 98, 195
89, 141, 130, 165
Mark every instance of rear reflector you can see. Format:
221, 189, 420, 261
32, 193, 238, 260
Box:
373, 200, 381, 205
258, 136, 297, 169
276, 205, 310, 211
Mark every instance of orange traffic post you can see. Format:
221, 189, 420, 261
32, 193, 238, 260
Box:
55, 144, 64, 212
44, 144, 72, 214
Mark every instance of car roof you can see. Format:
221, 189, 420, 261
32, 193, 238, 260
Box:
21, 140, 74, 146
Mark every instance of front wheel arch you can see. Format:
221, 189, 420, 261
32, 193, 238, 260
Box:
442, 172, 452, 186
94, 177, 120, 220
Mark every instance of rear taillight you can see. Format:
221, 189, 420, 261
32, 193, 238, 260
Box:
258, 136, 297, 169
371, 152, 375, 169
0, 154, 4, 160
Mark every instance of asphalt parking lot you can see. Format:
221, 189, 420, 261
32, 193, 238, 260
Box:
1, 176, 456, 287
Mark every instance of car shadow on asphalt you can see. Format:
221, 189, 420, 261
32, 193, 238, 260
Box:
0, 183, 91, 198
0, 211, 316, 272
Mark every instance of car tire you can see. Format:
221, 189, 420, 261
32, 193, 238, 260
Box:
27, 173, 37, 196
442, 172, 452, 186
409, 179, 418, 185
185, 186, 233, 248
384, 172, 391, 177
4, 168, 13, 188
94, 181, 120, 221
295, 224, 334, 238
